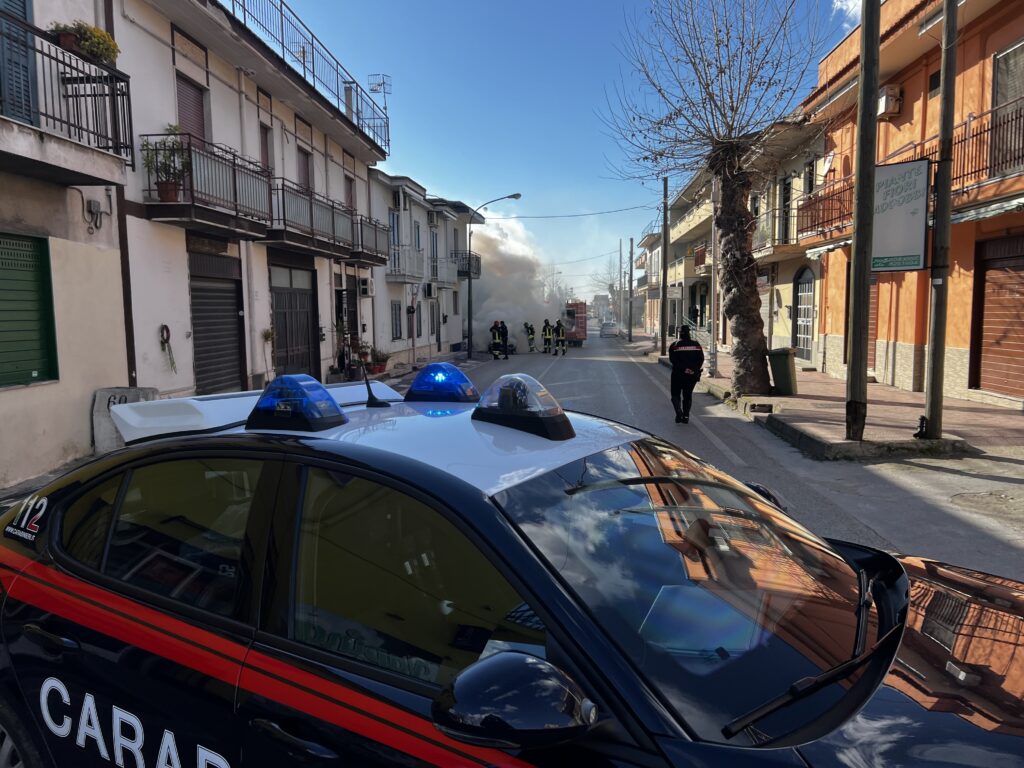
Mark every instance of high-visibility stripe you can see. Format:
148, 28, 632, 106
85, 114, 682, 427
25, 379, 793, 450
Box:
0, 547, 534, 767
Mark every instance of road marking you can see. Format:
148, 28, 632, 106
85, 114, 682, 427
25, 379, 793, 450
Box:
625, 353, 748, 468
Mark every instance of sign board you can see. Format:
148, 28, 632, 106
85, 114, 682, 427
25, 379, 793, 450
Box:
871, 159, 929, 271
666, 286, 682, 300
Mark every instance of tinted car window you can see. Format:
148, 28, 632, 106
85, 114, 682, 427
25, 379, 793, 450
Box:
61, 474, 124, 570
103, 458, 265, 617
293, 468, 546, 687
495, 438, 866, 745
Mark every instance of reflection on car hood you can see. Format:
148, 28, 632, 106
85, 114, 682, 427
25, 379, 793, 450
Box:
800, 557, 1024, 767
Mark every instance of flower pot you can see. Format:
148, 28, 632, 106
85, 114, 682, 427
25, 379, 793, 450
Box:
56, 32, 83, 56
155, 180, 180, 203
369, 363, 386, 374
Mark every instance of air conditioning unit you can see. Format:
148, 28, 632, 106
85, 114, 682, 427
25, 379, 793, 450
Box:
877, 84, 902, 120
392, 190, 401, 210
427, 211, 437, 227
359, 277, 375, 297
422, 282, 437, 298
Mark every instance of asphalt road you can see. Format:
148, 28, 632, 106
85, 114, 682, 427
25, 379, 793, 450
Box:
463, 323, 1024, 580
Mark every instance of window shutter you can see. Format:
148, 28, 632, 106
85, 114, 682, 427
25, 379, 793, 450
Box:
176, 74, 206, 140
995, 42, 1024, 107
0, 234, 56, 386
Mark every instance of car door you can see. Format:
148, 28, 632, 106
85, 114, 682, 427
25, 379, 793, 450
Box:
236, 460, 645, 768
2, 451, 281, 768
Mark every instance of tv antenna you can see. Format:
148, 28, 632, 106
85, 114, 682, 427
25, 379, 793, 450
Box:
368, 74, 392, 111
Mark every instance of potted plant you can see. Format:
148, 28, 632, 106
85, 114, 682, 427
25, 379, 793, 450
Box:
368, 346, 390, 374
141, 125, 191, 202
49, 21, 120, 66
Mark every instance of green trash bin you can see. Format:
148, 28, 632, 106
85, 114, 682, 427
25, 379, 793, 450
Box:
767, 347, 798, 396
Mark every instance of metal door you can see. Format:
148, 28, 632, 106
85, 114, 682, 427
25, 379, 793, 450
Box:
793, 269, 814, 361
190, 276, 245, 394
271, 266, 316, 377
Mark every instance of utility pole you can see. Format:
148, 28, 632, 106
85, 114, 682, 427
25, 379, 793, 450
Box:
660, 176, 669, 356
628, 237, 634, 341
845, 0, 881, 441
923, 0, 957, 439
618, 239, 623, 325
708, 178, 720, 377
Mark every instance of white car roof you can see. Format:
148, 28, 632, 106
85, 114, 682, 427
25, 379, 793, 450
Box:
111, 382, 645, 496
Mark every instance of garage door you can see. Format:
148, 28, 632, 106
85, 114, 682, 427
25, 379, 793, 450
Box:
977, 249, 1024, 398
867, 274, 879, 370
190, 277, 244, 394
271, 265, 316, 377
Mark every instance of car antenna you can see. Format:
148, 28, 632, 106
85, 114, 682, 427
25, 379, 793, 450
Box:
362, 362, 391, 408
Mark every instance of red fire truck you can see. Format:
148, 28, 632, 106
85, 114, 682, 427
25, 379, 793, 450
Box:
563, 301, 588, 347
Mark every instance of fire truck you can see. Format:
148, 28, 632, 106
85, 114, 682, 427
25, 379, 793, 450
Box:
563, 301, 588, 347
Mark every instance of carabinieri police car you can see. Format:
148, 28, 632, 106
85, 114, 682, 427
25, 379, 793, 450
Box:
1, 365, 1022, 767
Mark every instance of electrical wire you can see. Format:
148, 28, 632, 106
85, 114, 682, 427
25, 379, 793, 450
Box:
486, 204, 656, 220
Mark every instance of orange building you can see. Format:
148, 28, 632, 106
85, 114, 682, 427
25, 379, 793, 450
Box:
799, 0, 1024, 405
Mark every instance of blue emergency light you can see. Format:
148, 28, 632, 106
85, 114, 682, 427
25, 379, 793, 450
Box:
245, 374, 348, 432
404, 363, 480, 403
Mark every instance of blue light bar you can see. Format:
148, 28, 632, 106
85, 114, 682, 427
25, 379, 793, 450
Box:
245, 374, 348, 432
404, 363, 480, 403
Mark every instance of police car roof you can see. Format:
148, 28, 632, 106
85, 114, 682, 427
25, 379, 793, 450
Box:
112, 382, 645, 496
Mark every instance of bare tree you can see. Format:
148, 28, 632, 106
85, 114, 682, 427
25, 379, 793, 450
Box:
588, 255, 622, 299
605, 0, 823, 395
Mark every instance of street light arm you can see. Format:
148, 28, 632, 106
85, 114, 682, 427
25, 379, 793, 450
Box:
465, 192, 520, 361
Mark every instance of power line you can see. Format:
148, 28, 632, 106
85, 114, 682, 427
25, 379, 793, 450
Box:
548, 248, 620, 266
486, 204, 656, 220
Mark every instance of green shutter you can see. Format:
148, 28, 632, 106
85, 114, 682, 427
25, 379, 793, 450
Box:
0, 234, 57, 386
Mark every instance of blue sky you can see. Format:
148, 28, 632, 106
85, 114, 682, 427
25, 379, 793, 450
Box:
291, 0, 857, 294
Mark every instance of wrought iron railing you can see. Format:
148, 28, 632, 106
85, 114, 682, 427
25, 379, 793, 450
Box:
270, 177, 353, 246
140, 132, 271, 221
431, 254, 456, 285
883, 95, 1024, 195
752, 208, 799, 250
797, 177, 854, 238
0, 10, 133, 164
451, 250, 481, 279
693, 242, 708, 269
387, 245, 424, 279
354, 216, 388, 259
224, 0, 389, 153
635, 273, 649, 288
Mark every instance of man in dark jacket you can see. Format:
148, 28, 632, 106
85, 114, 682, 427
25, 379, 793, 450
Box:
668, 326, 704, 423
553, 320, 567, 356
490, 321, 502, 360
499, 321, 510, 359
542, 320, 553, 354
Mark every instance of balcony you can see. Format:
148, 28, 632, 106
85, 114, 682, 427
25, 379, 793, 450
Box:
221, 0, 389, 154
797, 177, 854, 239
670, 198, 713, 243
430, 255, 457, 286
0, 11, 133, 186
751, 208, 802, 261
693, 242, 709, 273
452, 250, 482, 279
386, 245, 424, 283
265, 177, 354, 257
350, 216, 388, 265
141, 132, 271, 237
635, 273, 649, 289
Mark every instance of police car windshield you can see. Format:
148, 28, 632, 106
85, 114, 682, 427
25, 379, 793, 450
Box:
493, 437, 865, 746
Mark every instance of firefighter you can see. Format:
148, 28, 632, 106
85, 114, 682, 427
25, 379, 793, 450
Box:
542, 319, 553, 354
668, 325, 705, 423
524, 322, 536, 352
490, 320, 503, 360
499, 321, 510, 359
554, 319, 567, 356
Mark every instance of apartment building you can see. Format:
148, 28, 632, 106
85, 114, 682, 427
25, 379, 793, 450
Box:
800, 0, 1024, 405
0, 0, 133, 483
637, 221, 662, 337
666, 173, 714, 335
116, 0, 389, 397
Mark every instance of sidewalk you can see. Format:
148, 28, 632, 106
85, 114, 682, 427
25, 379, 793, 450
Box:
658, 352, 1024, 459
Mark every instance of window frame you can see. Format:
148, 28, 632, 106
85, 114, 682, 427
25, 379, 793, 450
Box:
50, 448, 284, 633
390, 299, 402, 340
0, 234, 59, 387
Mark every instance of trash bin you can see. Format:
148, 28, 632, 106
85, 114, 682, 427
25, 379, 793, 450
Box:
767, 347, 798, 396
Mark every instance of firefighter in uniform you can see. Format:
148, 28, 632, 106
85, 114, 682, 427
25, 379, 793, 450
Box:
490, 320, 503, 360
668, 325, 705, 423
542, 320, 553, 354
554, 319, 567, 356
499, 321, 510, 359
524, 322, 536, 352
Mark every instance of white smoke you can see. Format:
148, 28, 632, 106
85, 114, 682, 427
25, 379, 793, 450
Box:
471, 218, 561, 353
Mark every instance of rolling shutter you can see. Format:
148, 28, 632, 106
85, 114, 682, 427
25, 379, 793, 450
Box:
176, 74, 206, 140
0, 234, 56, 386
867, 274, 879, 370
978, 252, 1024, 398
190, 276, 244, 394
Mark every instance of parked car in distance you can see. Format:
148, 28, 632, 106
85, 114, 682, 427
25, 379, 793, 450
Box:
600, 321, 618, 337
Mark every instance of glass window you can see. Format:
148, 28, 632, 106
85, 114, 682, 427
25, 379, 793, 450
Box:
293, 468, 546, 687
391, 300, 402, 340
61, 475, 123, 570
104, 458, 266, 617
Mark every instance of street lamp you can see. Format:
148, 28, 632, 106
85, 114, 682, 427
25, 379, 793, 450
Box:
466, 192, 521, 360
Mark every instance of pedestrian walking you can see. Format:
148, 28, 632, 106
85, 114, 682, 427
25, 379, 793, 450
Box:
542, 319, 553, 354
668, 326, 704, 424
524, 322, 537, 352
499, 321, 510, 360
554, 319, 567, 356
490, 320, 502, 360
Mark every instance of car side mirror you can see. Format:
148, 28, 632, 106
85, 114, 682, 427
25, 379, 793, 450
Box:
431, 651, 598, 750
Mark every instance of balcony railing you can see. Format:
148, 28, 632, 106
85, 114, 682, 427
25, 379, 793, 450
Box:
797, 177, 854, 238
883, 95, 1024, 196
141, 132, 271, 221
387, 245, 424, 280
451, 250, 481, 279
270, 177, 353, 246
430, 254, 456, 285
0, 10, 133, 163
353, 216, 388, 260
752, 209, 799, 250
224, 0, 389, 153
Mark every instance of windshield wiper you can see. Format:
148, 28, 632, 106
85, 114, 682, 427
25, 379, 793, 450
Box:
565, 475, 690, 495
721, 623, 901, 740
